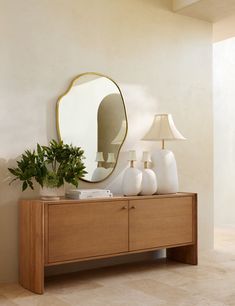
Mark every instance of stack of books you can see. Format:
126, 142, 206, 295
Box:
66, 189, 113, 200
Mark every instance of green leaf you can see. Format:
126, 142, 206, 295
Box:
28, 180, 34, 190
8, 168, 19, 176
8, 139, 87, 191
22, 181, 28, 191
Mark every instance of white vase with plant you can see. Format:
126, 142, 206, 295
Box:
8, 139, 87, 200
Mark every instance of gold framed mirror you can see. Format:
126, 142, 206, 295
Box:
56, 72, 128, 183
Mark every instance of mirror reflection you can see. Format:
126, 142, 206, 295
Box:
57, 73, 127, 182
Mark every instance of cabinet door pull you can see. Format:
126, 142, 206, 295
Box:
130, 206, 136, 209
122, 206, 128, 210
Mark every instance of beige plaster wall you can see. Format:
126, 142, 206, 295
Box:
213, 37, 235, 225
0, 0, 213, 281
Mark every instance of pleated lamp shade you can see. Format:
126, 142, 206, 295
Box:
142, 114, 185, 149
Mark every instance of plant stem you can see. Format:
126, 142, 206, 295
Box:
52, 159, 57, 172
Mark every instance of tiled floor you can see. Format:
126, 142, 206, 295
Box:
1, 227, 235, 305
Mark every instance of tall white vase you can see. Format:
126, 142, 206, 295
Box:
152, 149, 178, 194
122, 167, 142, 196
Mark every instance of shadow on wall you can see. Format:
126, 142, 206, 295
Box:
0, 157, 38, 281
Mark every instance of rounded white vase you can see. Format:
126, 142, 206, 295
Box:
152, 149, 179, 194
122, 167, 142, 196
40, 185, 65, 200
140, 169, 158, 195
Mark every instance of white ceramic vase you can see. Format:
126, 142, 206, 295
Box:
40, 185, 65, 200
140, 169, 157, 195
152, 149, 178, 194
122, 167, 142, 196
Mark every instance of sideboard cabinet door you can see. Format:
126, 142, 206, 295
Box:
129, 197, 193, 251
47, 201, 128, 263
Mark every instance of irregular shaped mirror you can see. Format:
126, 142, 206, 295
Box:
56, 73, 128, 182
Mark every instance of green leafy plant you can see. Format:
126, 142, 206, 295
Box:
8, 139, 87, 191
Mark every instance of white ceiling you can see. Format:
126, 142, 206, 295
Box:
173, 0, 235, 22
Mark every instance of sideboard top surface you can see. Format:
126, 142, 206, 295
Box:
19, 192, 197, 205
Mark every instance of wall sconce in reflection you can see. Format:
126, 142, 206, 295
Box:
106, 153, 116, 168
95, 152, 104, 167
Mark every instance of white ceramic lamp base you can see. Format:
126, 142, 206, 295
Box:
140, 169, 157, 195
91, 167, 108, 181
122, 167, 142, 196
152, 149, 179, 194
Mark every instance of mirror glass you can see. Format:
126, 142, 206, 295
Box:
57, 73, 127, 182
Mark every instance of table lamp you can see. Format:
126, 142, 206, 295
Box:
122, 150, 142, 196
142, 114, 185, 194
140, 151, 158, 195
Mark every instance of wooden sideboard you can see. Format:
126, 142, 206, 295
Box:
19, 192, 197, 294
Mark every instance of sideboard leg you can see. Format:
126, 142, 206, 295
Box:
166, 244, 198, 265
167, 194, 198, 265
19, 200, 44, 294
